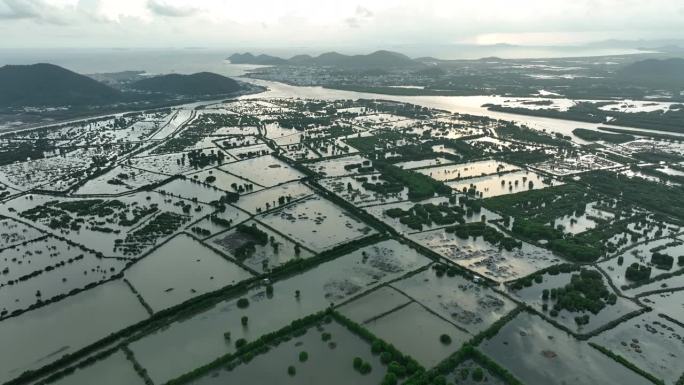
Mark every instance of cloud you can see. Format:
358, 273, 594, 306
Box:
345, 17, 360, 28
355, 6, 373, 18
0, 0, 72, 24
345, 4, 373, 28
147, 0, 198, 17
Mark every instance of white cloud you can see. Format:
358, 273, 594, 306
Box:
0, 0, 682, 48
147, 0, 199, 17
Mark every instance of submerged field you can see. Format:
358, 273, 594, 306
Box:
2, 96, 683, 385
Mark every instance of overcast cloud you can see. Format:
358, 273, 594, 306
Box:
0, 0, 682, 49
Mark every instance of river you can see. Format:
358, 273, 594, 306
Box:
238, 78, 684, 143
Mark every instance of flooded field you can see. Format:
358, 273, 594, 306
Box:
190, 320, 387, 385
210, 219, 315, 273
590, 311, 684, 384
128, 239, 430, 383
410, 228, 561, 281
479, 312, 653, 385
447, 169, 563, 198
392, 268, 517, 333
0, 280, 148, 384
0, 235, 126, 316
2, 89, 683, 384
259, 195, 375, 253
365, 302, 470, 368
50, 350, 144, 385
126, 233, 253, 312
599, 236, 684, 291
511, 268, 642, 334
417, 160, 519, 182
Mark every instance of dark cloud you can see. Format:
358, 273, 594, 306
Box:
147, 0, 198, 17
0, 0, 43, 19
0, 0, 71, 24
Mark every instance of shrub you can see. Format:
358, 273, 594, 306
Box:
439, 334, 452, 345
237, 298, 249, 308
472, 367, 484, 382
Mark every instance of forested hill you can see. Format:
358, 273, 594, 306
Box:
0, 63, 121, 107
131, 72, 244, 96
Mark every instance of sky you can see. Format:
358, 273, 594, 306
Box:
0, 0, 683, 51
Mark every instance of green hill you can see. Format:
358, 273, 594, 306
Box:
0, 63, 121, 107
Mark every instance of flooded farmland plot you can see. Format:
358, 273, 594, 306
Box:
186, 167, 262, 194
49, 349, 144, 385
190, 320, 387, 385
125, 233, 253, 312
509, 267, 643, 335
416, 160, 520, 182
319, 173, 410, 207
258, 195, 376, 253
306, 154, 375, 177
0, 217, 44, 248
3, 89, 683, 385
232, 181, 315, 214
590, 311, 684, 384
219, 155, 304, 188
74, 165, 170, 195
365, 302, 471, 368
336, 285, 413, 324
640, 290, 684, 320
0, 280, 148, 384
479, 312, 653, 385
0, 235, 127, 316
409, 228, 561, 281
210, 219, 315, 273
447, 169, 563, 198
0, 192, 209, 257
599, 236, 684, 292
128, 238, 429, 383
391, 268, 518, 334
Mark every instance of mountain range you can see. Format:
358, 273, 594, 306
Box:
229, 50, 420, 68
0, 64, 246, 107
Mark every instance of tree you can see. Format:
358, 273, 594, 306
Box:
472, 367, 484, 382
237, 297, 249, 308
299, 351, 308, 362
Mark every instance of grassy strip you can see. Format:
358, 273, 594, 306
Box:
33, 346, 120, 385
589, 342, 665, 385
122, 346, 154, 385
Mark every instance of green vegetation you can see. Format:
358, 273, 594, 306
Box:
445, 222, 522, 251
370, 162, 453, 200
385, 202, 464, 231
572, 128, 635, 143
496, 122, 571, 147
625, 263, 652, 282
546, 269, 617, 321
651, 252, 674, 270
580, 171, 684, 223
